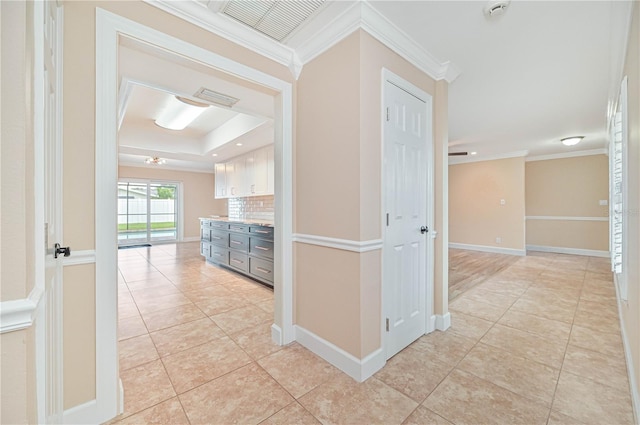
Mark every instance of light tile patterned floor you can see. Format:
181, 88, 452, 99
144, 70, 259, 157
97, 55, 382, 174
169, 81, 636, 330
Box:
108, 244, 635, 424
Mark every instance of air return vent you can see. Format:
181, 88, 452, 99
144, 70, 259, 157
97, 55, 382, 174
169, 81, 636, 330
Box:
222, 0, 325, 41
193, 88, 240, 108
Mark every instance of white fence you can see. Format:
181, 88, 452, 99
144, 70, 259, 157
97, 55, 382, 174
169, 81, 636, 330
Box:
118, 199, 176, 225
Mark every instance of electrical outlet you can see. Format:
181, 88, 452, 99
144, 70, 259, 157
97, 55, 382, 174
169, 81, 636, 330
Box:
500, 199, 506, 206
599, 200, 608, 206
496, 237, 502, 244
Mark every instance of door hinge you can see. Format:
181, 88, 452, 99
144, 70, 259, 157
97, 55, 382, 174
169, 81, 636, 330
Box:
386, 107, 390, 122
386, 318, 390, 332
386, 213, 389, 226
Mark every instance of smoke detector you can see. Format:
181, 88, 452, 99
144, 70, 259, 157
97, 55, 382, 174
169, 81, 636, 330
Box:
484, 0, 510, 17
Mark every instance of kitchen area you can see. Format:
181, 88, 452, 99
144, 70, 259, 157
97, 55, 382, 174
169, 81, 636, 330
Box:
200, 144, 275, 288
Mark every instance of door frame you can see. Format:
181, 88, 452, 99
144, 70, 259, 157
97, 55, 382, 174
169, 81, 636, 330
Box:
381, 69, 435, 359
95, 9, 294, 423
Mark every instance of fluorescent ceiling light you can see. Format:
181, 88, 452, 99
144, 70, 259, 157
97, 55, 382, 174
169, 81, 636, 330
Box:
561, 136, 584, 146
155, 96, 209, 130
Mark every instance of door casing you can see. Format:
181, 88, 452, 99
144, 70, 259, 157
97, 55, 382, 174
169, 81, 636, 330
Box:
94, 9, 294, 423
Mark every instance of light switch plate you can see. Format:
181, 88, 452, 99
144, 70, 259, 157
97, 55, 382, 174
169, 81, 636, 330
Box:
599, 200, 608, 206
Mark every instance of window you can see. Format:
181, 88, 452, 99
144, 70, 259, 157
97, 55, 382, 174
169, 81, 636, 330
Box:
118, 180, 180, 245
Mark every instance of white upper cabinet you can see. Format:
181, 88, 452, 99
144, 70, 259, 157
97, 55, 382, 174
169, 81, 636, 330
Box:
247, 146, 269, 196
215, 145, 274, 199
214, 162, 227, 198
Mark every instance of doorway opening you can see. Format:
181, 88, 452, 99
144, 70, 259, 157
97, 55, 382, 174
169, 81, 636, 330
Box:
95, 9, 294, 422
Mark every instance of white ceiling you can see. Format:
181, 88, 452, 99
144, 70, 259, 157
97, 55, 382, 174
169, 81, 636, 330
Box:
118, 38, 276, 172
131, 0, 631, 170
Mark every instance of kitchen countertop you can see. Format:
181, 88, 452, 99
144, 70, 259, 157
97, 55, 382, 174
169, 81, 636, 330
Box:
199, 216, 274, 227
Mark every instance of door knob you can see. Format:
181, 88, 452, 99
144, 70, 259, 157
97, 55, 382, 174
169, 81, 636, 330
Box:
420, 226, 429, 234
54, 243, 71, 259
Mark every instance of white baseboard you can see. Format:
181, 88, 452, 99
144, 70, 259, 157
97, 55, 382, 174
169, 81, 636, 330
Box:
615, 285, 640, 424
119, 378, 124, 415
294, 325, 385, 382
435, 313, 451, 331
271, 323, 283, 345
63, 399, 97, 424
449, 243, 525, 256
526, 245, 610, 258
181, 236, 200, 243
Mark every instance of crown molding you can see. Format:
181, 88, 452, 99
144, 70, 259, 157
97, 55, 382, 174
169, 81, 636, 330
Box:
448, 150, 529, 165
525, 148, 607, 162
144, 0, 298, 73
118, 160, 215, 174
144, 0, 461, 83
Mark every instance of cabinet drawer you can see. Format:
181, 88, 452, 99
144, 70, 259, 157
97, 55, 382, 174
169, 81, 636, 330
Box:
228, 233, 249, 252
209, 221, 227, 230
200, 227, 211, 241
249, 226, 273, 239
228, 251, 249, 272
228, 223, 249, 234
249, 237, 274, 259
209, 246, 228, 264
209, 229, 228, 248
200, 242, 211, 258
250, 257, 273, 283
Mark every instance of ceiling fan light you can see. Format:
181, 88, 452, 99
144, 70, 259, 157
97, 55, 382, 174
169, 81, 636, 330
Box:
561, 136, 584, 146
155, 95, 208, 130
145, 156, 167, 165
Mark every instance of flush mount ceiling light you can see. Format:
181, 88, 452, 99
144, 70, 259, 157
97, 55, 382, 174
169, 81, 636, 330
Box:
470, 151, 478, 155
145, 156, 167, 165
561, 136, 584, 146
155, 95, 209, 131
484, 0, 510, 17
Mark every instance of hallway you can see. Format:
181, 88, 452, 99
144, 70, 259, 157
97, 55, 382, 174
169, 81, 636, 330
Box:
111, 243, 635, 424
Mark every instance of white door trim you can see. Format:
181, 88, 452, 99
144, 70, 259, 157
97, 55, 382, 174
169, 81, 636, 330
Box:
94, 9, 294, 423
380, 69, 435, 358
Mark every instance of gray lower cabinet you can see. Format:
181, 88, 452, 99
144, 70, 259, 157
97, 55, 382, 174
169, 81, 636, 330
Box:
200, 219, 274, 287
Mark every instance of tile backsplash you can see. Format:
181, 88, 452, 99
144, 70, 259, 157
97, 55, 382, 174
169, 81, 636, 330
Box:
228, 195, 274, 222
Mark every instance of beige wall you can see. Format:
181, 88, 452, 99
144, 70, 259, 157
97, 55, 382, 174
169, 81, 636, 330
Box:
295, 30, 446, 359
118, 166, 227, 239
449, 157, 526, 251
525, 155, 609, 251
620, 2, 640, 418
1, 2, 37, 423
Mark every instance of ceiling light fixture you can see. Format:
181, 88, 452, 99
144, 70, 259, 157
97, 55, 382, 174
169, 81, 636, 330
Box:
212, 153, 218, 157
561, 136, 584, 146
155, 95, 209, 131
236, 143, 243, 146
145, 156, 167, 165
470, 151, 478, 155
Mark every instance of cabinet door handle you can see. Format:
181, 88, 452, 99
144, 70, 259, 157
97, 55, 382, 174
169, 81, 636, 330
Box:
254, 246, 269, 251
231, 258, 244, 264
212, 236, 222, 240
254, 230, 270, 234
256, 267, 271, 274
231, 240, 243, 245
251, 184, 255, 193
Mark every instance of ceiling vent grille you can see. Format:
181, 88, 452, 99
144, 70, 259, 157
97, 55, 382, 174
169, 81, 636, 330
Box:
222, 0, 325, 41
193, 88, 240, 107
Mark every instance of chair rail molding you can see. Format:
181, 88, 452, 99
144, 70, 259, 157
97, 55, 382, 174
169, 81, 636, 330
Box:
0, 286, 44, 334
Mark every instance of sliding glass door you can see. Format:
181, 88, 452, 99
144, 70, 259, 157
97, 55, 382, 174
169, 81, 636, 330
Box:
118, 180, 179, 245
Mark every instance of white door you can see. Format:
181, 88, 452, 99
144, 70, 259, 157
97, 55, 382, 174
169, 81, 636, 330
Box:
34, 1, 64, 422
383, 80, 428, 359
